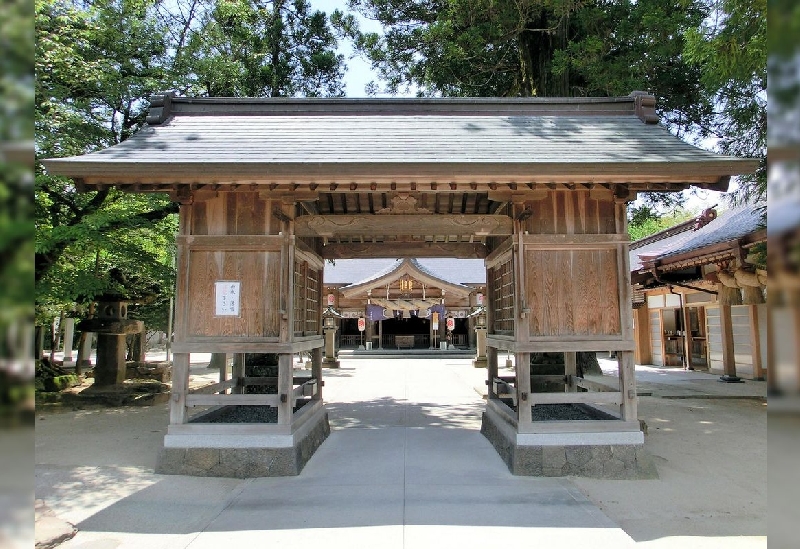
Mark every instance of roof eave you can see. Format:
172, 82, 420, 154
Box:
41, 159, 756, 189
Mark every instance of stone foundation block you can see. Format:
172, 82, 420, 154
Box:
156, 412, 330, 478
481, 411, 658, 479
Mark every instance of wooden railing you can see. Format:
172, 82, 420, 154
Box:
187, 375, 319, 408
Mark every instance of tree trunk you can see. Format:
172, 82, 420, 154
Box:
50, 311, 65, 363
270, 0, 284, 97
576, 351, 601, 376
208, 352, 227, 369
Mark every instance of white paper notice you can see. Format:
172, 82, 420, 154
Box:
215, 281, 241, 316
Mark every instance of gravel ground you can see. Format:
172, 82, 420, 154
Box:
188, 400, 314, 423
531, 403, 617, 421
189, 405, 278, 423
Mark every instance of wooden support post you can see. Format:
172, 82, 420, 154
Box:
378, 319, 383, 349
366, 318, 374, 349
618, 350, 637, 422
749, 305, 764, 380
277, 353, 293, 425
487, 346, 498, 399
516, 352, 532, 426
681, 295, 692, 368
633, 305, 651, 365
169, 353, 189, 425
718, 284, 741, 377
719, 307, 737, 377
564, 351, 577, 392
232, 353, 245, 394
311, 346, 323, 401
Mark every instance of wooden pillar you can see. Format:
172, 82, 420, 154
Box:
680, 294, 693, 369
169, 352, 189, 424
749, 305, 764, 380
618, 350, 637, 422
564, 351, 577, 392
718, 284, 741, 377
277, 353, 293, 425
487, 346, 498, 399
366, 318, 375, 349
378, 319, 383, 349
516, 352, 532, 426
633, 305, 651, 365
311, 347, 323, 401
429, 317, 434, 348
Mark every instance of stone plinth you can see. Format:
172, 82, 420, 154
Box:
156, 407, 330, 477
481, 409, 657, 479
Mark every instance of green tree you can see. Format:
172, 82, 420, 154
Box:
684, 0, 766, 206
35, 0, 350, 333
627, 205, 695, 241
35, 0, 179, 328
182, 0, 345, 97
346, 0, 709, 132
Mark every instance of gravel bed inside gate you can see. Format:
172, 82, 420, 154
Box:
531, 403, 618, 421
189, 405, 278, 424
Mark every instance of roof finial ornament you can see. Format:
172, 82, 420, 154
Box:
146, 91, 177, 125
629, 91, 659, 124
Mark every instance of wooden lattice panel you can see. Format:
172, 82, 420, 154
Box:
293, 261, 306, 336
305, 267, 320, 334
489, 257, 515, 335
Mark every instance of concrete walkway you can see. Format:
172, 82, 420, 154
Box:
35, 357, 767, 548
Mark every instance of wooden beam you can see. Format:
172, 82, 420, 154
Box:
295, 214, 513, 238
530, 392, 622, 405
185, 394, 281, 407
521, 234, 629, 249
320, 241, 488, 259
177, 234, 284, 252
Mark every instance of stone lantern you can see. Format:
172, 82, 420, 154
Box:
322, 305, 341, 368
78, 296, 144, 386
470, 306, 487, 368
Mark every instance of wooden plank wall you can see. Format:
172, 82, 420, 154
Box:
181, 192, 286, 339
521, 190, 623, 339
525, 248, 620, 336
521, 190, 617, 235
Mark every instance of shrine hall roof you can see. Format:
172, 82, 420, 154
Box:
324, 258, 486, 287
630, 202, 766, 276
41, 94, 757, 190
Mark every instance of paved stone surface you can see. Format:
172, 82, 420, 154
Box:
34, 355, 766, 548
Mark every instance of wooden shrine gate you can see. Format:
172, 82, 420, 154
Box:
42, 93, 756, 477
